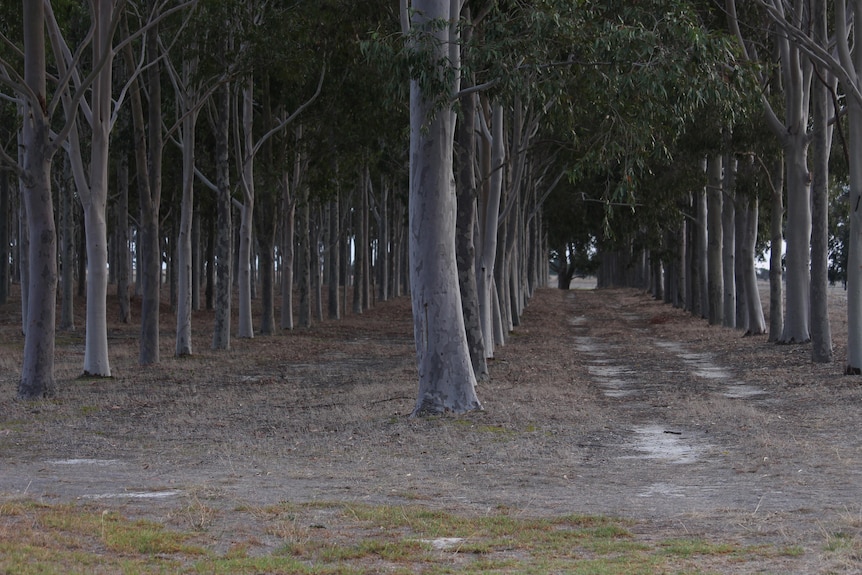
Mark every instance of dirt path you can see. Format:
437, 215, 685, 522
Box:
2, 286, 861, 572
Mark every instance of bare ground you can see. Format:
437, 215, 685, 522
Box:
2, 282, 862, 573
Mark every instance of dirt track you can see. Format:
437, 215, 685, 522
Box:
2, 284, 862, 572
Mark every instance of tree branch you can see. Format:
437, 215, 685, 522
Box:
250, 63, 325, 160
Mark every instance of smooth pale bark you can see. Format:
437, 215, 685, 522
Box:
18, 0, 57, 399
847, 96, 862, 371
728, 0, 807, 342
407, 0, 480, 416
175, 100, 197, 356
694, 177, 707, 318
741, 197, 766, 334
768, 155, 784, 341
237, 80, 255, 339
352, 177, 366, 315
845, 0, 862, 371
456, 87, 488, 381
781, 139, 812, 343
47, 0, 114, 376
478, 102, 504, 359
373, 180, 390, 303
212, 84, 232, 349
721, 154, 735, 328
810, 10, 833, 362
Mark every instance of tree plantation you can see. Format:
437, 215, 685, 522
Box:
1, 0, 859, 409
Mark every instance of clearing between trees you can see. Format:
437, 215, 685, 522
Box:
1, 285, 861, 573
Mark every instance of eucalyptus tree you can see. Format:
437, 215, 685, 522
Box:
728, 0, 814, 344
742, 0, 862, 366
402, 0, 481, 415
0, 1, 60, 397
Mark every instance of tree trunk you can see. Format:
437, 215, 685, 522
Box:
741, 196, 766, 335
212, 84, 232, 349
237, 81, 255, 339
59, 156, 75, 330
192, 203, 201, 312
780, 138, 811, 343
298, 186, 311, 327
205, 210, 214, 310
353, 177, 365, 315
176, 104, 197, 356
116, 146, 130, 324
127, 6, 163, 365
809, 0, 833, 363
408, 0, 480, 416
722, 153, 736, 328
768, 154, 784, 342
707, 154, 723, 325
478, 102, 504, 358
18, 0, 57, 398
327, 195, 340, 320
456, 83, 488, 381
0, 168, 8, 305
313, 205, 324, 321
281, 174, 295, 330
693, 176, 707, 318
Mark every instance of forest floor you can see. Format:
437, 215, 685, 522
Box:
2, 281, 862, 573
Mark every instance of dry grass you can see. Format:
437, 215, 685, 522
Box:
1, 282, 862, 573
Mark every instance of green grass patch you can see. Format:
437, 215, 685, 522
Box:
0, 499, 806, 574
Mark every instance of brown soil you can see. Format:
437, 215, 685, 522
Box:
2, 282, 862, 573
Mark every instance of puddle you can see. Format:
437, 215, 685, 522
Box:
623, 425, 705, 464
50, 459, 122, 466
693, 367, 732, 380
575, 337, 605, 354
722, 383, 767, 398
587, 364, 639, 397
80, 490, 181, 500
587, 365, 631, 378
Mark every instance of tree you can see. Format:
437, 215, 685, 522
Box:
728, 0, 813, 344
404, 0, 481, 415
45, 0, 120, 377
1, 1, 60, 397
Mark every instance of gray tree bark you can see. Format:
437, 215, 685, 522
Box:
116, 147, 130, 324
0, 168, 8, 305
406, 0, 480, 415
768, 154, 785, 342
18, 0, 57, 398
212, 84, 232, 349
721, 154, 736, 328
327, 194, 340, 320
456, 86, 488, 381
59, 156, 75, 331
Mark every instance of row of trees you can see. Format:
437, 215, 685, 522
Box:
571, 1, 862, 376
5, 1, 857, 411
